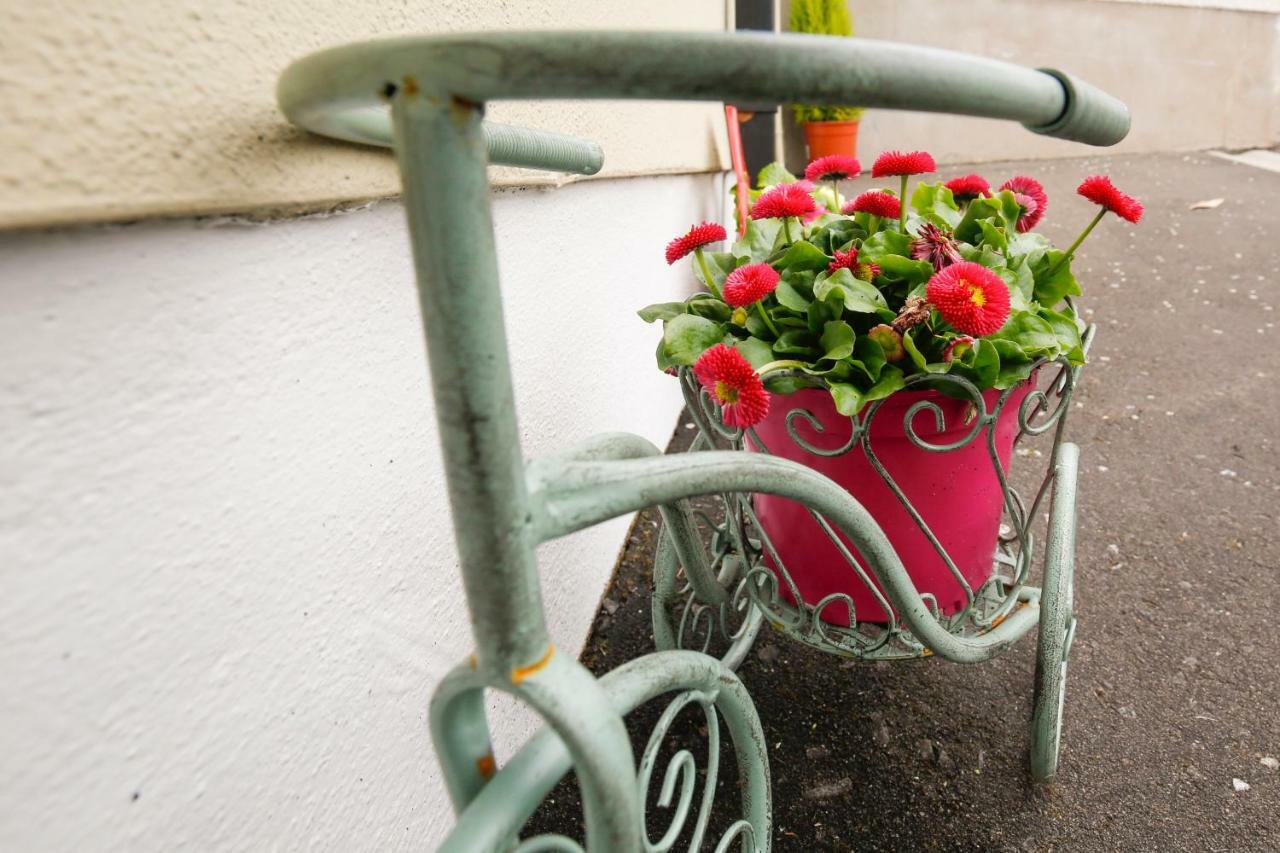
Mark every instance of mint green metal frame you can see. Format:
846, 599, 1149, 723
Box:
278, 29, 1127, 849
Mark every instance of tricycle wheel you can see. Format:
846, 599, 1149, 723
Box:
1030, 446, 1079, 784
652, 497, 763, 672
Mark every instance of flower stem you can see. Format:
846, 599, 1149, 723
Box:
694, 248, 722, 299
754, 302, 781, 338
827, 179, 841, 214
1047, 208, 1107, 279
899, 175, 909, 232
756, 359, 806, 376
782, 217, 793, 244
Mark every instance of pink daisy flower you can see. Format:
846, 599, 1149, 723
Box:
926, 261, 1012, 336
722, 263, 781, 307
999, 176, 1048, 232
842, 190, 901, 220
804, 155, 862, 183
944, 174, 990, 202
750, 183, 817, 220
665, 221, 728, 265
1077, 175, 1143, 223
871, 150, 936, 178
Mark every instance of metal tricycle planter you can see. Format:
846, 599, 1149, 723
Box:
655, 344, 1088, 785
278, 28, 1128, 850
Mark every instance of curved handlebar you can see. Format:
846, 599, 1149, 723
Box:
279, 30, 1129, 175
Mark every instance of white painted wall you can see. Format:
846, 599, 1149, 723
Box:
0, 172, 724, 850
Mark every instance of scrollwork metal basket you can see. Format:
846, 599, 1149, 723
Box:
653, 325, 1093, 782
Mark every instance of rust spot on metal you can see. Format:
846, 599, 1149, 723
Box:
402, 75, 420, 96
467, 654, 478, 671
921, 648, 934, 657
511, 644, 555, 684
448, 94, 484, 127
475, 753, 496, 779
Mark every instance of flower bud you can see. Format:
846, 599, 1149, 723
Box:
868, 324, 905, 363
942, 335, 977, 363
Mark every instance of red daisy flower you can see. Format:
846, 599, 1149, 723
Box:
871, 150, 936, 178
842, 190, 901, 220
750, 183, 817, 220
693, 344, 770, 428
1077, 175, 1144, 224
942, 335, 977, 363
856, 261, 881, 282
665, 221, 728, 265
722, 263, 781, 307
999, 176, 1048, 232
828, 248, 858, 274
910, 223, 963, 271
944, 174, 990, 202
805, 155, 862, 183
926, 261, 1011, 336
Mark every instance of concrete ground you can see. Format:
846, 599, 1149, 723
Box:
531, 151, 1280, 851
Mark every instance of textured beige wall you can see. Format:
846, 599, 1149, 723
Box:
1, 2, 730, 229
783, 0, 1280, 168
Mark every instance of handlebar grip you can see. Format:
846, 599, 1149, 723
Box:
1024, 69, 1130, 146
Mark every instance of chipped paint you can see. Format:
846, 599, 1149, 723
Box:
510, 644, 555, 684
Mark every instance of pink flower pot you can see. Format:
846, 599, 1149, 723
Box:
746, 380, 1036, 625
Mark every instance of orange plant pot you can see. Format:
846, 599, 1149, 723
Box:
803, 120, 860, 160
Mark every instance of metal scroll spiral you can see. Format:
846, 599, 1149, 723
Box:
675, 344, 1086, 660
636, 690, 759, 853
666, 497, 762, 661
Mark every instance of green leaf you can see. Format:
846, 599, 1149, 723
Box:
638, 301, 685, 323
977, 219, 1009, 254
1039, 306, 1085, 363
662, 314, 724, 365
1008, 231, 1051, 259
773, 330, 816, 355
902, 328, 948, 374
693, 251, 737, 294
813, 268, 888, 314
655, 336, 675, 371
774, 240, 830, 272
858, 229, 912, 262
950, 337, 1000, 388
736, 336, 775, 369
733, 218, 782, 262
756, 161, 797, 188
902, 327, 928, 371
995, 359, 1037, 389
863, 365, 906, 403
1030, 250, 1081, 306
1004, 255, 1037, 308
775, 276, 813, 311
993, 311, 1060, 358
909, 182, 962, 229
853, 336, 887, 382
819, 320, 855, 361
955, 193, 1020, 245
686, 295, 732, 323
828, 383, 866, 417
809, 219, 862, 255
876, 254, 934, 285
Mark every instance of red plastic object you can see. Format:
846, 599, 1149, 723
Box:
724, 105, 751, 236
746, 380, 1035, 625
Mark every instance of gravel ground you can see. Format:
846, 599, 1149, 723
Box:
526, 151, 1280, 851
